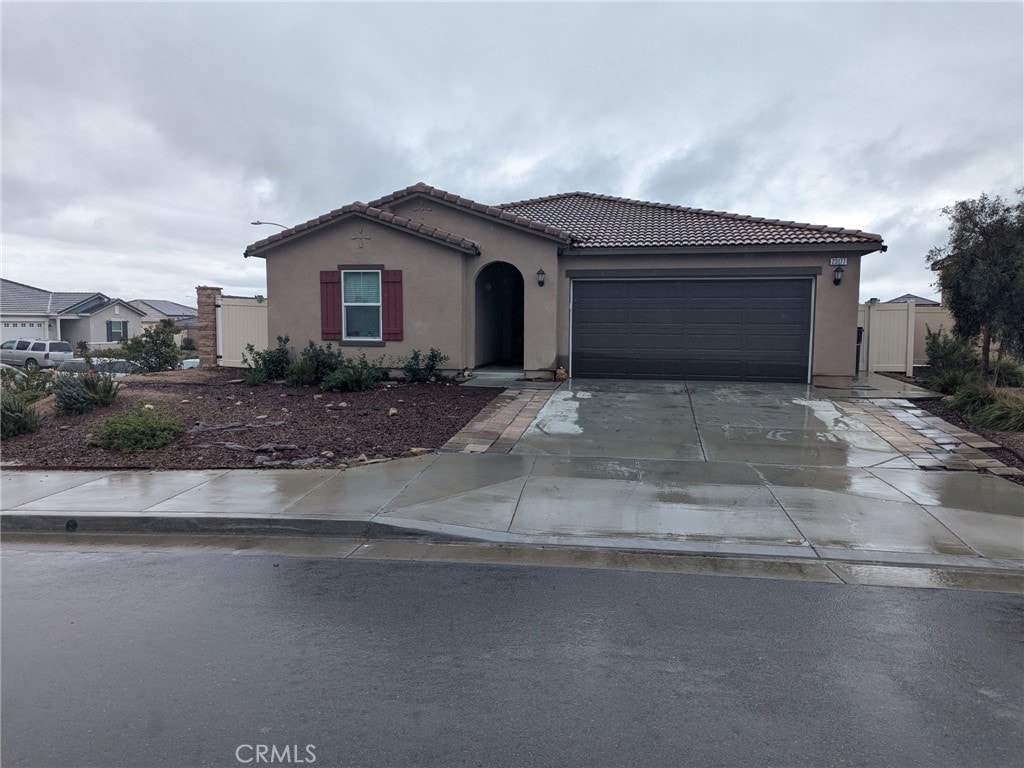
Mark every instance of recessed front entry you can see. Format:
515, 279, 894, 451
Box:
475, 261, 525, 367
571, 278, 813, 382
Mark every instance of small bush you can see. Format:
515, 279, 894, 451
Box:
95, 404, 182, 452
924, 326, 978, 373
321, 354, 386, 392
989, 358, 1024, 388
1, 367, 52, 403
1, 392, 42, 439
294, 341, 345, 385
403, 348, 449, 383
242, 336, 292, 383
119, 320, 180, 372
179, 337, 197, 352
51, 372, 120, 415
285, 358, 319, 387
949, 382, 998, 416
973, 391, 1024, 431
242, 367, 268, 386
922, 368, 979, 395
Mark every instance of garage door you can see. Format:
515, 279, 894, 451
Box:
571, 279, 812, 381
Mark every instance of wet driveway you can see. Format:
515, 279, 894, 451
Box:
511, 380, 904, 468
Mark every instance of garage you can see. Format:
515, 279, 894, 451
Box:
570, 278, 813, 382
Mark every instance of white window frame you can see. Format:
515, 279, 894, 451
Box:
341, 270, 382, 341
109, 320, 129, 342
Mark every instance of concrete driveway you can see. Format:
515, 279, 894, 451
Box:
510, 380, 905, 467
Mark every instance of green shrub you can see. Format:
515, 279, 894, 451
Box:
321, 354, 385, 392
403, 348, 449, 383
51, 372, 120, 415
119, 319, 180, 371
95, 404, 182, 452
0, 367, 52, 403
285, 358, 319, 387
179, 337, 197, 352
922, 368, 980, 395
949, 381, 998, 416
924, 326, 978, 373
989, 358, 1024, 388
242, 336, 292, 383
293, 341, 345, 385
1, 392, 42, 439
973, 391, 1024, 431
242, 367, 268, 386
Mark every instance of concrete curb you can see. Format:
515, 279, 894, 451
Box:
5, 510, 1022, 575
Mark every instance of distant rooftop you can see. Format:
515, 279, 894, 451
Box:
884, 293, 940, 306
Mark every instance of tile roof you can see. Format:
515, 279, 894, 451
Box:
244, 202, 481, 257
884, 293, 940, 305
367, 182, 573, 242
0, 278, 104, 315
498, 192, 884, 249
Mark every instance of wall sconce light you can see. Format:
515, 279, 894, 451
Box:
536, 268, 546, 287
832, 265, 845, 286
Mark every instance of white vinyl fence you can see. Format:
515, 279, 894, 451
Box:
217, 295, 268, 367
857, 300, 954, 375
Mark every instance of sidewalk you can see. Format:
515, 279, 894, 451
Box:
3, 452, 1022, 577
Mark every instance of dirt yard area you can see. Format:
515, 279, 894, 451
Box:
0, 369, 501, 470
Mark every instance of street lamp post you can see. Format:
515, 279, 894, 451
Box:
251, 220, 288, 229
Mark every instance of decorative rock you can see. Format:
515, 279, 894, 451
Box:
255, 415, 268, 420
320, 451, 335, 458
409, 447, 431, 456
374, 453, 385, 460
180, 399, 190, 404
281, 407, 289, 412
356, 453, 368, 463
143, 404, 155, 410
313, 394, 323, 400
388, 407, 399, 416
234, 401, 244, 406
339, 402, 348, 408
253, 455, 290, 467
227, 379, 244, 384
290, 457, 326, 467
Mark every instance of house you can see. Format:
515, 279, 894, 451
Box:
244, 183, 886, 387
1, 278, 146, 349
129, 299, 199, 328
883, 293, 940, 306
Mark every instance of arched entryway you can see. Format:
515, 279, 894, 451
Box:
474, 261, 524, 367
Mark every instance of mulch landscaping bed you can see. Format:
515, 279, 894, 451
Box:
0, 369, 501, 470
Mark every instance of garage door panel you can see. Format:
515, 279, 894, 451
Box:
571, 279, 811, 382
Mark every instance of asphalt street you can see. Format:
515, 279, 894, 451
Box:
2, 545, 1022, 768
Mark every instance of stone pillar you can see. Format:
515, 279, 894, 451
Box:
195, 286, 222, 368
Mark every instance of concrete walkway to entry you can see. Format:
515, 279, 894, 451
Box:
3, 379, 1022, 590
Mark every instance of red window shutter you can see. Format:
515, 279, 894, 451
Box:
319, 270, 341, 340
382, 270, 403, 341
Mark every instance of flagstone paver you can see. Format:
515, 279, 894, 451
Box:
842, 398, 1020, 476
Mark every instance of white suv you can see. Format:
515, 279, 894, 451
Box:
0, 338, 75, 369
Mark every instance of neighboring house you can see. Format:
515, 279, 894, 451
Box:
130, 298, 199, 343
0, 278, 146, 349
129, 299, 198, 328
244, 182, 886, 387
884, 293, 940, 306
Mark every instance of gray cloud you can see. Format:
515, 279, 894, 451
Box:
2, 2, 1021, 306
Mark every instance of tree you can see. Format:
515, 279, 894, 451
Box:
119, 319, 181, 372
926, 189, 1024, 371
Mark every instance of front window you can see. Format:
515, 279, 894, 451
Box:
342, 271, 381, 340
108, 321, 129, 342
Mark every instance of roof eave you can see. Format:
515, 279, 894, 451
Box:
244, 210, 480, 259
560, 242, 885, 257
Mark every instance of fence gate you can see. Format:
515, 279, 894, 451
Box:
216, 296, 268, 367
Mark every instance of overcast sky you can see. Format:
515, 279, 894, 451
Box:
2, 2, 1021, 307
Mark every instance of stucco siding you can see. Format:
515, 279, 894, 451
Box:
261, 217, 469, 368
388, 198, 561, 372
